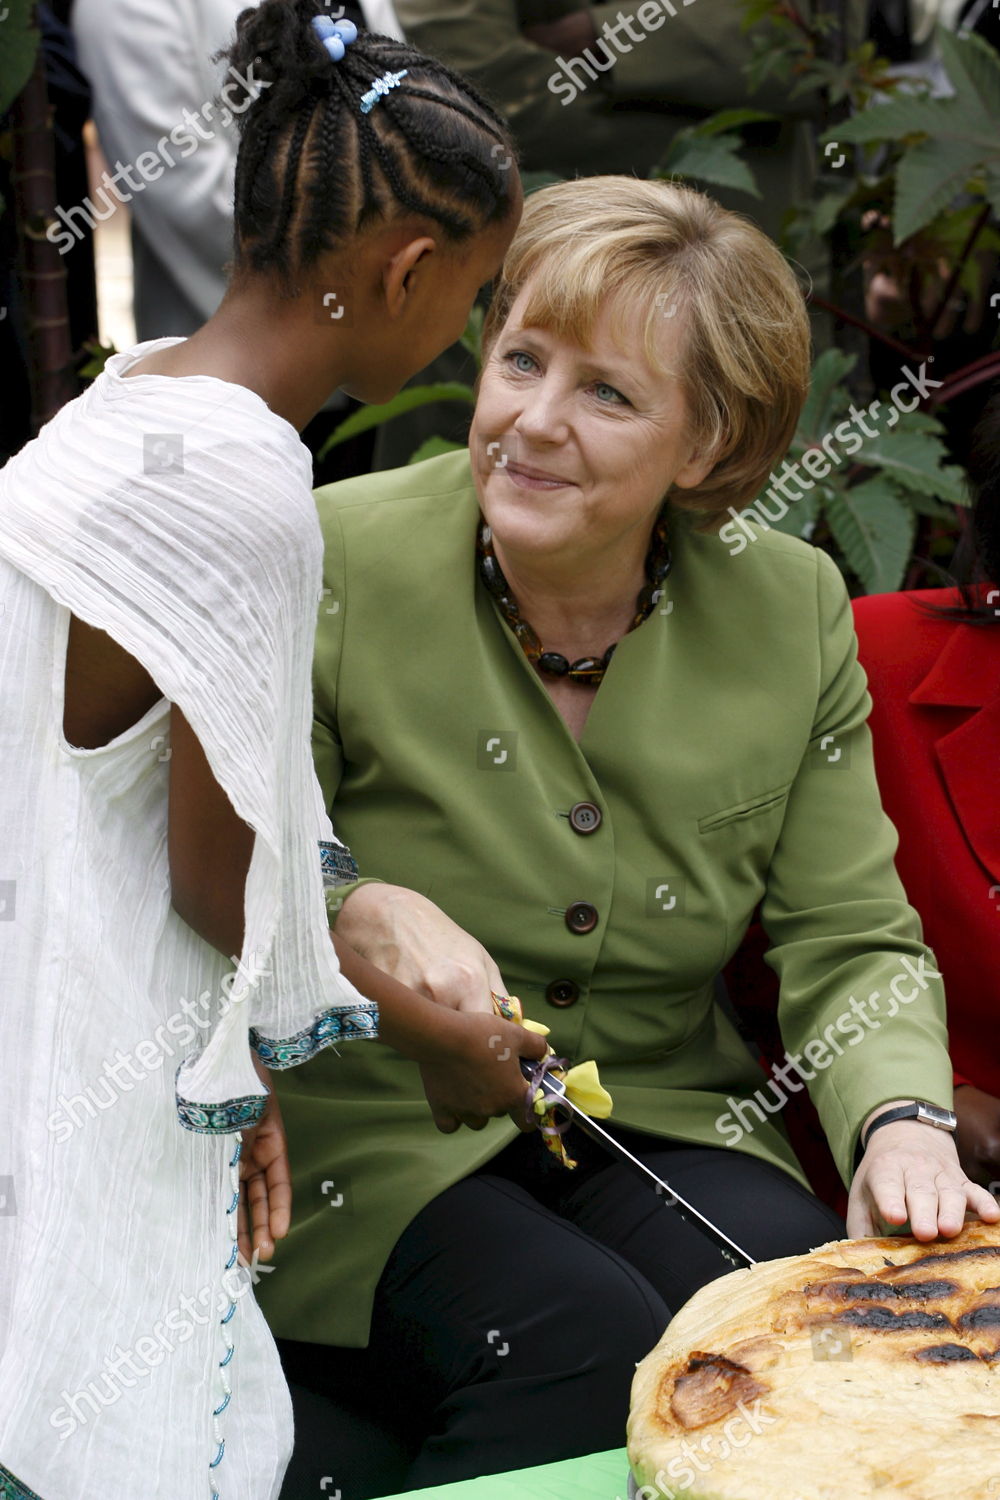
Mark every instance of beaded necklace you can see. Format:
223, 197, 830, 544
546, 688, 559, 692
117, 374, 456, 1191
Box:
477, 507, 672, 687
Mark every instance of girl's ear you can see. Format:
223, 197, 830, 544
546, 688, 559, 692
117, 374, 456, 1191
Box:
383, 236, 436, 316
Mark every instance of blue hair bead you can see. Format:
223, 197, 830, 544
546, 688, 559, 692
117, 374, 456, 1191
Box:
311, 13, 357, 61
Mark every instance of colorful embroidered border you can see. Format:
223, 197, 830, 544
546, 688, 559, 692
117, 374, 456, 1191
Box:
209, 1138, 242, 1499
176, 1089, 266, 1135
0, 1461, 46, 1500
319, 840, 359, 888
250, 1002, 378, 1068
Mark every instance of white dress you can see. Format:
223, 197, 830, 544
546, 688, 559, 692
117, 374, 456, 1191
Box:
0, 340, 377, 1499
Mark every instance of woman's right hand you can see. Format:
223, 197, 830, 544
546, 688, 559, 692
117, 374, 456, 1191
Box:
335, 882, 505, 1016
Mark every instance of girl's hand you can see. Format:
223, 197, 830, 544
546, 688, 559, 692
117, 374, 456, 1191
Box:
335, 883, 503, 1015
328, 931, 547, 1135
847, 1108, 1000, 1240
236, 1055, 292, 1263
418, 1011, 547, 1135
954, 1084, 1000, 1188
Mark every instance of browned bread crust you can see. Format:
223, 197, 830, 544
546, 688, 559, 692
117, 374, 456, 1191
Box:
628, 1222, 1000, 1499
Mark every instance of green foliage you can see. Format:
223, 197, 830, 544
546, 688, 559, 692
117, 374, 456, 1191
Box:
826, 29, 1000, 242
79, 339, 118, 381
0, 0, 39, 120
756, 351, 969, 593
318, 381, 476, 458
459, 304, 484, 367
653, 110, 775, 199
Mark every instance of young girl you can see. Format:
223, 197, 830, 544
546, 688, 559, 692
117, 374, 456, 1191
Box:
0, 5, 540, 1496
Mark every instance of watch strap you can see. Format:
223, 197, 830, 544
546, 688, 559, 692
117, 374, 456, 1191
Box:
860, 1101, 957, 1156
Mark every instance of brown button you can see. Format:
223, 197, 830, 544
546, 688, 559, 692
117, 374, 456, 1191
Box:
545, 979, 580, 1008
565, 901, 598, 935
569, 801, 602, 835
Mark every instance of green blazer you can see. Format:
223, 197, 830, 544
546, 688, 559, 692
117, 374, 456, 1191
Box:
258, 450, 953, 1349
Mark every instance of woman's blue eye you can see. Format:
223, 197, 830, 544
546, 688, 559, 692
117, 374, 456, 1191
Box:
509, 351, 535, 373
594, 381, 626, 405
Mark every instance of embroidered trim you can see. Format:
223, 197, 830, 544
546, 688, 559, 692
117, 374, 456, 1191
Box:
175, 1076, 266, 1135
209, 1138, 242, 1500
250, 1003, 378, 1068
0, 1462, 46, 1499
319, 840, 359, 888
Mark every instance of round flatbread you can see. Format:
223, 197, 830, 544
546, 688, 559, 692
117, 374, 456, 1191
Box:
628, 1221, 1000, 1499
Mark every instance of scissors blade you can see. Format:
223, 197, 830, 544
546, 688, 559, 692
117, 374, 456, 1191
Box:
522, 1062, 756, 1271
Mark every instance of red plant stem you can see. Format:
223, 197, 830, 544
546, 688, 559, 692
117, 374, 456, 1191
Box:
807, 291, 923, 363
927, 203, 992, 344
926, 352, 1000, 406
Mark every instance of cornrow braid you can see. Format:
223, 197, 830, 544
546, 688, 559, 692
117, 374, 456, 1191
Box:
219, 0, 518, 290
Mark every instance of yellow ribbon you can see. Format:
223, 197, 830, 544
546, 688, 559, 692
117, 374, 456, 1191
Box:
492, 993, 613, 1167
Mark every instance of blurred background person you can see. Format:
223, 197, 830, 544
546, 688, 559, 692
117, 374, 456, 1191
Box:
70, 0, 397, 476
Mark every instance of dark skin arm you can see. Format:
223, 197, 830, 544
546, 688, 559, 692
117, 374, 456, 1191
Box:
64, 619, 540, 1247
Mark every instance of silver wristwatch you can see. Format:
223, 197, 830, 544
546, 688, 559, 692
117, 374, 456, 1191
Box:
860, 1100, 958, 1156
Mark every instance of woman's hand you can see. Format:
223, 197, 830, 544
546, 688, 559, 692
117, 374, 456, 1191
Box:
417, 1010, 548, 1135
236, 1054, 292, 1264
329, 931, 547, 1134
335, 883, 504, 1015
954, 1084, 1000, 1188
847, 1107, 1000, 1240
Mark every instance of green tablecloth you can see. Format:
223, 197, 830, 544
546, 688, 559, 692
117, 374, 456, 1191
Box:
377, 1449, 629, 1500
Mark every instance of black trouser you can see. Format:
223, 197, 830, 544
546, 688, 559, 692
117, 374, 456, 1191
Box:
276, 1126, 844, 1499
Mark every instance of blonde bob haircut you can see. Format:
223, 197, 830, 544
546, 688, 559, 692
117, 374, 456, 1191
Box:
481, 176, 812, 529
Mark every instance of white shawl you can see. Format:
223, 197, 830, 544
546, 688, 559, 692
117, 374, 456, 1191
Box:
0, 338, 375, 1130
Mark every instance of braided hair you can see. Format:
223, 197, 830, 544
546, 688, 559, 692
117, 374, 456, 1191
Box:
221, 0, 518, 288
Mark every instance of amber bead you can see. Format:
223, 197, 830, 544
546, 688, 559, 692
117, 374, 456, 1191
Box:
476, 507, 671, 689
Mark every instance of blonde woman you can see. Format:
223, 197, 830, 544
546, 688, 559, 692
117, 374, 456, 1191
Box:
261, 178, 997, 1496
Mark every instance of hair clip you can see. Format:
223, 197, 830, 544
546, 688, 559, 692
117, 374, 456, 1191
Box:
311, 14, 358, 62
359, 68, 409, 113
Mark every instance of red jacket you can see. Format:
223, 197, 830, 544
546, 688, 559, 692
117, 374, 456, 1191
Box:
726, 586, 1000, 1209
852, 588, 1000, 1094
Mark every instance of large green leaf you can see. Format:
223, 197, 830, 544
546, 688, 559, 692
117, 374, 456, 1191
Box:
753, 483, 824, 539
795, 348, 858, 444
856, 425, 969, 504
690, 108, 778, 137
937, 24, 1000, 117
459, 305, 484, 368
894, 137, 998, 243
826, 30, 1000, 242
825, 480, 916, 594
0, 0, 39, 119
656, 133, 762, 199
317, 382, 476, 457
